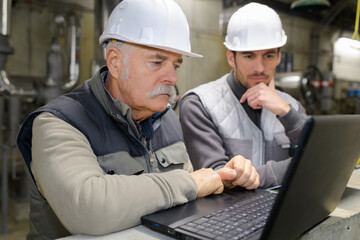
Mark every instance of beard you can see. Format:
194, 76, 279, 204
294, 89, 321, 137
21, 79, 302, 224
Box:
239, 73, 271, 88
146, 84, 177, 103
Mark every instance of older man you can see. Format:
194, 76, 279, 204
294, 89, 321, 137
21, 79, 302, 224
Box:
17, 0, 259, 239
180, 3, 307, 189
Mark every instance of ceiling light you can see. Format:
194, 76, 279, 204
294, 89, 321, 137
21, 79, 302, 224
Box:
291, 0, 331, 12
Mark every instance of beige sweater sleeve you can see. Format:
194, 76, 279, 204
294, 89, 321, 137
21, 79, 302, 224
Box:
31, 112, 197, 235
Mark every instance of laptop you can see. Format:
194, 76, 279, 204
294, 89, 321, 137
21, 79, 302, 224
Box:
141, 115, 360, 240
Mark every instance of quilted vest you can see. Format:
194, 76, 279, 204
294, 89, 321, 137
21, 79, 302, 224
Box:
184, 74, 299, 167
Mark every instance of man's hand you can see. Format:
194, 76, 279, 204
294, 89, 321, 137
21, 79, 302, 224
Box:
191, 168, 224, 198
218, 155, 259, 190
240, 78, 290, 116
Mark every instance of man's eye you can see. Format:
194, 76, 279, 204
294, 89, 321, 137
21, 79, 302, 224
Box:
152, 61, 162, 65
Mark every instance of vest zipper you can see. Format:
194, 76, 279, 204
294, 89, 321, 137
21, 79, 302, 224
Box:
144, 137, 155, 173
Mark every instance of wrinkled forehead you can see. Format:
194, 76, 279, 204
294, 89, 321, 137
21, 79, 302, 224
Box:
136, 44, 184, 63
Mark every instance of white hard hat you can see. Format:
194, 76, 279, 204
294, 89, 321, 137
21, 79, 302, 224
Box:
224, 3, 287, 51
99, 0, 202, 58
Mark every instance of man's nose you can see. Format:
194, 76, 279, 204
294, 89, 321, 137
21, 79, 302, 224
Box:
162, 64, 178, 85
254, 57, 265, 73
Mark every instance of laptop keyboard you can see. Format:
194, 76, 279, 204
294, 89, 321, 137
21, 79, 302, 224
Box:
178, 191, 276, 240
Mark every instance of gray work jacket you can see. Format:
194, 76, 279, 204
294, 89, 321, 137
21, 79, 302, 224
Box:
17, 66, 195, 239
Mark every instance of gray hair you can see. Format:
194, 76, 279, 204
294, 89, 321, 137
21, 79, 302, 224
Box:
106, 41, 137, 81
106, 41, 177, 103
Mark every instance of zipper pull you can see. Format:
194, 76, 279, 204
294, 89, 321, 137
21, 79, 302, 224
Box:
149, 151, 155, 165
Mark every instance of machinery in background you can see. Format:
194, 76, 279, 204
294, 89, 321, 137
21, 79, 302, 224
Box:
42, 12, 80, 103
0, 0, 81, 234
276, 66, 360, 116
92, 0, 122, 75
276, 38, 360, 116
0, 0, 131, 234
298, 65, 334, 114
332, 37, 360, 115
342, 82, 360, 115
275, 64, 335, 115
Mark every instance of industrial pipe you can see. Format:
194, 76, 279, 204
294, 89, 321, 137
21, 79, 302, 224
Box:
63, 12, 80, 92
0, 0, 11, 36
0, 70, 36, 97
0, 70, 15, 94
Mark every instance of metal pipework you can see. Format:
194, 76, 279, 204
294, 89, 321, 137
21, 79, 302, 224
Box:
0, 0, 35, 98
9, 95, 22, 180
92, 0, 122, 74
0, 69, 15, 94
1, 145, 8, 235
0, 96, 3, 145
63, 12, 80, 92
0, 0, 11, 36
0, 70, 36, 97
0, 0, 13, 70
0, 0, 11, 235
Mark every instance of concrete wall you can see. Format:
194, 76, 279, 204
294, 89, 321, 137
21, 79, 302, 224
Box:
175, 0, 230, 99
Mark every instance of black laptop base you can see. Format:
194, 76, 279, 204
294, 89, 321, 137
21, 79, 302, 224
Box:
142, 115, 360, 240
142, 188, 277, 240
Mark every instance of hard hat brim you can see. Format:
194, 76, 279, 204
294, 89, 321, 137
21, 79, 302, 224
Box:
144, 43, 203, 58
100, 35, 203, 58
223, 38, 287, 52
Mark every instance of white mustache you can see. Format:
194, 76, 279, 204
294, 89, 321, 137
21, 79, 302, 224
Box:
146, 85, 177, 103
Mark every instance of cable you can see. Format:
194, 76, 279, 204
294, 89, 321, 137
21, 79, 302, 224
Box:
352, 0, 360, 40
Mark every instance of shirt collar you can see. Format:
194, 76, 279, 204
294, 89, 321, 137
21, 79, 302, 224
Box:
226, 69, 248, 101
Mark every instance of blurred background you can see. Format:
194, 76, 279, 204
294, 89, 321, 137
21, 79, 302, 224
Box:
0, 0, 359, 238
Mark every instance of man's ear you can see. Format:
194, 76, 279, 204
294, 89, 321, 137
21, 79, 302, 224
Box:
106, 47, 122, 80
226, 50, 236, 68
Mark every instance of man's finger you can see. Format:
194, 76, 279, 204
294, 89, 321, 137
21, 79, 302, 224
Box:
218, 168, 237, 182
241, 167, 259, 189
214, 184, 225, 194
240, 92, 248, 103
245, 174, 260, 190
268, 78, 276, 91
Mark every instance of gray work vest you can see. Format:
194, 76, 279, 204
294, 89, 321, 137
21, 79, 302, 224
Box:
17, 67, 189, 239
185, 74, 299, 167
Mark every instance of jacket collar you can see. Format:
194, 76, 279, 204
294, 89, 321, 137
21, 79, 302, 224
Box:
89, 66, 169, 138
